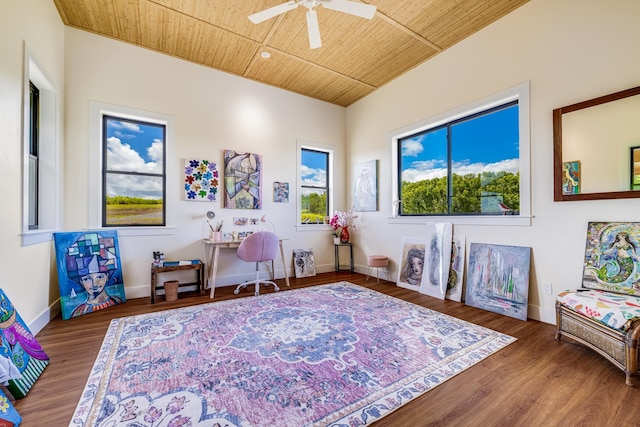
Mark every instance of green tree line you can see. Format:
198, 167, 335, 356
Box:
401, 171, 519, 214
106, 196, 162, 205
301, 192, 327, 223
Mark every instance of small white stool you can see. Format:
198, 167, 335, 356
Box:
366, 255, 389, 283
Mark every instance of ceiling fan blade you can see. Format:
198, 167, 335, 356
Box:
322, 0, 377, 19
306, 9, 322, 49
249, 1, 298, 24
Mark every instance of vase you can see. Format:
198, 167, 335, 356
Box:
340, 226, 350, 244
333, 237, 341, 245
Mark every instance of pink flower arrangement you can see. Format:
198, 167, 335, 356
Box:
329, 208, 358, 236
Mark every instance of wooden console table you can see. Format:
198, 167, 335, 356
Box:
150, 259, 205, 303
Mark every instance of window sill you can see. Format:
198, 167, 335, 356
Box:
295, 224, 330, 232
387, 215, 532, 226
98, 226, 177, 237
21, 229, 57, 246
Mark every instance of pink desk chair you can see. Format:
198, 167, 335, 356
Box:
234, 231, 281, 296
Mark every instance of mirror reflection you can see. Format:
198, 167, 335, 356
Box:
553, 85, 640, 201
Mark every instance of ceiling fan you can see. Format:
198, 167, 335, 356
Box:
249, 0, 377, 49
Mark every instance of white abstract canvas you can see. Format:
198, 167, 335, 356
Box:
419, 223, 453, 299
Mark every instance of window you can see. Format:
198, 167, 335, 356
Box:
102, 116, 166, 227
28, 82, 39, 230
297, 141, 334, 226
89, 102, 175, 234
391, 83, 530, 225
22, 51, 61, 246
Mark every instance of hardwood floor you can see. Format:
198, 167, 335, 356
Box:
16, 272, 640, 426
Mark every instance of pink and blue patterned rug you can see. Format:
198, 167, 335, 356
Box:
70, 282, 515, 426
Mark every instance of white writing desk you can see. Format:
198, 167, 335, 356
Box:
203, 238, 290, 298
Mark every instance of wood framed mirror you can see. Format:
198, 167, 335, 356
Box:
553, 85, 640, 201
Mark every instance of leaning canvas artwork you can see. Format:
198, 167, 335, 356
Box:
446, 236, 466, 302
419, 222, 452, 300
54, 231, 126, 320
582, 222, 640, 294
0, 289, 49, 400
224, 150, 262, 209
466, 243, 531, 321
293, 249, 316, 278
397, 237, 426, 291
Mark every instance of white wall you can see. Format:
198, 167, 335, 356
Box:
63, 28, 347, 299
0, 0, 65, 332
346, 0, 640, 324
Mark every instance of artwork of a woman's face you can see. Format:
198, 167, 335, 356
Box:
80, 272, 108, 298
410, 257, 424, 276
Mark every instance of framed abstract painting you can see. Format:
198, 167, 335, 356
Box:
53, 231, 126, 320
466, 243, 531, 321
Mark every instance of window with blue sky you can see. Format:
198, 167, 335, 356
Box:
399, 101, 520, 215
300, 148, 330, 224
102, 116, 166, 226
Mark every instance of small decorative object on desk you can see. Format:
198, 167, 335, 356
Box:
152, 251, 165, 267
330, 208, 358, 244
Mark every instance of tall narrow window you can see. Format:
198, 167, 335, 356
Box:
28, 82, 40, 229
398, 101, 520, 216
300, 148, 330, 224
102, 115, 166, 226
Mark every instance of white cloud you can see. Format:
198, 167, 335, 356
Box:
401, 140, 424, 157
301, 165, 326, 187
402, 158, 519, 183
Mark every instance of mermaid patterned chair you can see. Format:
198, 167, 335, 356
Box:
555, 222, 640, 386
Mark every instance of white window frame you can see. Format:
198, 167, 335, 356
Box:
21, 48, 62, 246
296, 139, 335, 231
390, 82, 531, 226
89, 102, 176, 236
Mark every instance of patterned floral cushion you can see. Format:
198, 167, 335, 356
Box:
557, 290, 640, 332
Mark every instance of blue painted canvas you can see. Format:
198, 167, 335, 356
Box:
0, 289, 49, 400
0, 387, 22, 425
466, 243, 531, 321
54, 231, 126, 320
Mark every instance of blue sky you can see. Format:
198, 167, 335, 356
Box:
105, 118, 164, 198
401, 105, 519, 182
301, 149, 327, 187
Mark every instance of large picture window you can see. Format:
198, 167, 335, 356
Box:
392, 83, 530, 224
102, 116, 166, 227
399, 102, 519, 215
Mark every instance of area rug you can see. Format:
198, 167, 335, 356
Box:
70, 282, 515, 427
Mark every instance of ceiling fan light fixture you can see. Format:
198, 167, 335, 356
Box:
248, 0, 377, 49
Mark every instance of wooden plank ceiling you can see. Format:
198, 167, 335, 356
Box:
53, 0, 529, 107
